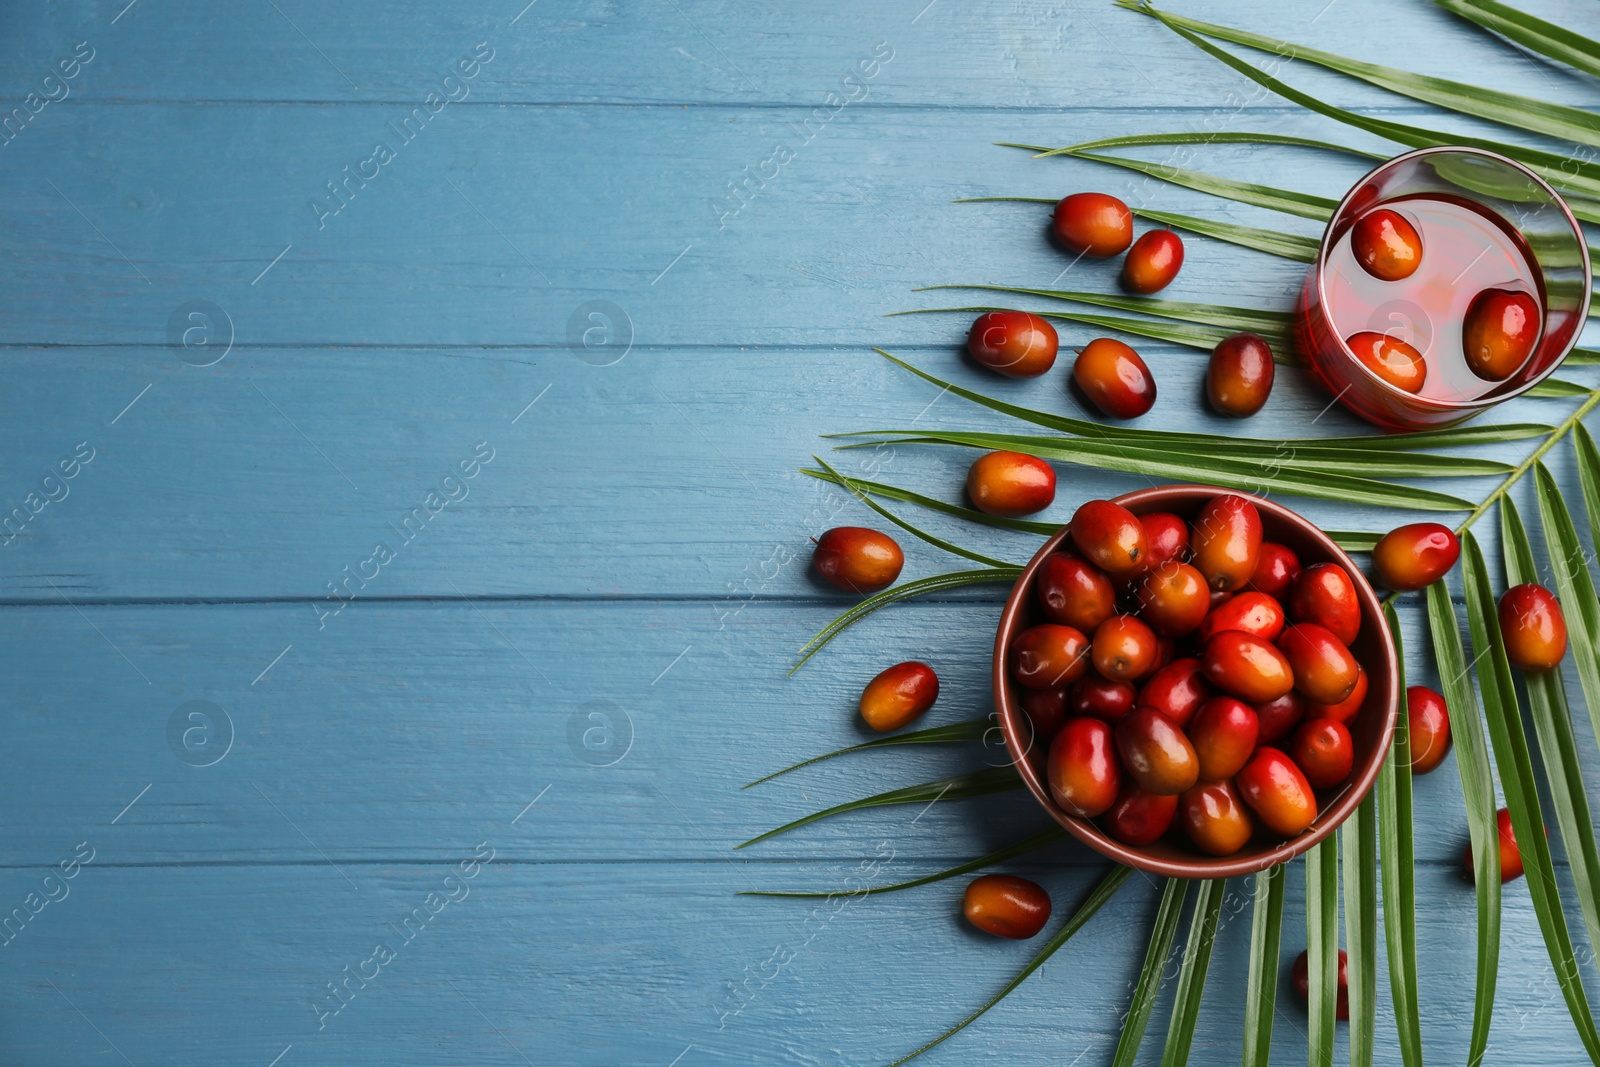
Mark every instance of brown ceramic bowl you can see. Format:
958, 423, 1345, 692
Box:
993, 485, 1398, 878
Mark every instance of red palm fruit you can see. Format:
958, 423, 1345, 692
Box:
1093, 614, 1159, 682
1053, 192, 1134, 257
1137, 658, 1212, 729
1292, 949, 1350, 1021
1138, 512, 1191, 571
813, 527, 903, 593
1289, 563, 1361, 646
1236, 747, 1318, 836
1279, 623, 1360, 705
1048, 717, 1121, 817
1462, 807, 1543, 883
1246, 542, 1302, 599
1498, 583, 1568, 672
1122, 229, 1184, 293
963, 875, 1052, 939
1103, 785, 1180, 846
1196, 591, 1286, 644
966, 311, 1059, 378
1070, 499, 1148, 576
1254, 691, 1307, 745
1068, 675, 1137, 724
1035, 553, 1116, 632
1179, 780, 1254, 856
1191, 495, 1263, 593
1306, 666, 1368, 726
1114, 707, 1200, 796
1135, 561, 1211, 637
1188, 696, 1260, 781
1202, 631, 1295, 703
968, 451, 1056, 517
1346, 331, 1427, 393
1462, 288, 1540, 381
1206, 332, 1276, 417
1021, 688, 1071, 746
1351, 207, 1423, 281
1009, 624, 1090, 690
859, 661, 940, 732
1371, 522, 1460, 591
1073, 338, 1157, 419
1290, 718, 1355, 789
1405, 685, 1452, 775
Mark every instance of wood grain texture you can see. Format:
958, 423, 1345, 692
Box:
3, 0, 1600, 1062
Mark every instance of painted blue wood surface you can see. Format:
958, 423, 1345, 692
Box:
4, 0, 1600, 1064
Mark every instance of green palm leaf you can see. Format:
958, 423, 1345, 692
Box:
792, 567, 1022, 673
1113, 878, 1189, 1067
1378, 602, 1423, 1067
1161, 878, 1226, 1067
1133, 208, 1320, 261
887, 865, 1133, 1067
1044, 130, 1384, 161
800, 468, 1058, 535
1003, 143, 1338, 219
843, 429, 1508, 479
742, 825, 1068, 899
1242, 862, 1287, 1067
1306, 835, 1340, 1067
1124, 2, 1600, 148
736, 767, 1022, 849
899, 303, 1242, 351
955, 197, 1322, 261
870, 349, 1553, 451
743, 718, 994, 788
1426, 578, 1501, 1066
1145, 15, 1600, 204
810, 453, 1016, 568
918, 284, 1293, 339
835, 430, 1476, 510
1462, 532, 1600, 1063
1538, 457, 1600, 760
1503, 496, 1600, 959
1344, 794, 1378, 1067
1438, 0, 1600, 78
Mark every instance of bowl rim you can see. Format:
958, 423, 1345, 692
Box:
993, 485, 1400, 879
1311, 144, 1591, 412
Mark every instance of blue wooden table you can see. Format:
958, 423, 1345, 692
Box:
5, 1, 1600, 1063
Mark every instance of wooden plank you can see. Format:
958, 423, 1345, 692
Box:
0, 858, 1592, 1066
0, 341, 1565, 600
0, 0, 1589, 107
0, 598, 1576, 868
0, 105, 1375, 346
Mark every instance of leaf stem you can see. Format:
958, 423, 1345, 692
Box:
1380, 385, 1600, 609
1453, 386, 1600, 541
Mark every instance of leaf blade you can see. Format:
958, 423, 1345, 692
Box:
742, 718, 994, 788
1113, 878, 1189, 1067
1242, 863, 1287, 1067
735, 767, 1022, 850
1161, 878, 1226, 1067
740, 825, 1068, 898
1426, 578, 1501, 1066
1502, 495, 1600, 960
1344, 793, 1378, 1067
1462, 530, 1600, 1062
1125, 2, 1600, 149
1306, 835, 1339, 1067
1377, 602, 1423, 1067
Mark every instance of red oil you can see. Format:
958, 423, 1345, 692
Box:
1319, 194, 1545, 403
